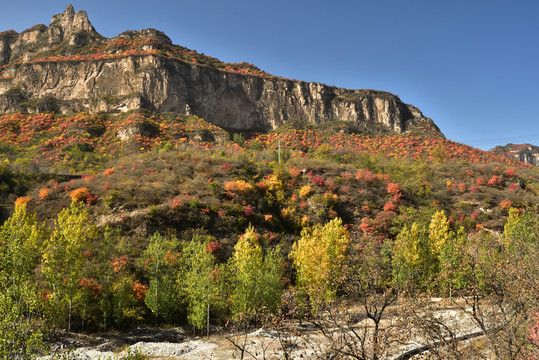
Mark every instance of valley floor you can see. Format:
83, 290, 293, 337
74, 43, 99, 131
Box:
42, 298, 493, 360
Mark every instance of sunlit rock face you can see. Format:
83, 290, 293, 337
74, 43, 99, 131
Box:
0, 5, 442, 136
491, 144, 539, 166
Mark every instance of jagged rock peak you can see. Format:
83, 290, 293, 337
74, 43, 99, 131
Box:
48, 4, 101, 44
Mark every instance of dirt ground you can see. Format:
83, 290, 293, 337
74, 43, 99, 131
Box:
41, 298, 490, 359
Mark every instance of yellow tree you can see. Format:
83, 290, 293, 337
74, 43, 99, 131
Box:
290, 217, 349, 310
392, 223, 425, 287
428, 210, 451, 258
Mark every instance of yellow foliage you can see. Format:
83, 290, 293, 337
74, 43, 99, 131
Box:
224, 180, 253, 193
394, 223, 422, 269
428, 210, 451, 256
298, 185, 312, 198
266, 174, 283, 191
290, 218, 349, 309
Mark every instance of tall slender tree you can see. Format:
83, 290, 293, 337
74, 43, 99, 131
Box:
290, 217, 349, 311
42, 201, 96, 332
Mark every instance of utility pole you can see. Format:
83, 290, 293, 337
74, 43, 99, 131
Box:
278, 135, 281, 164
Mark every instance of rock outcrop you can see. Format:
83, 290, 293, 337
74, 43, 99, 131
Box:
0, 5, 442, 136
490, 144, 539, 166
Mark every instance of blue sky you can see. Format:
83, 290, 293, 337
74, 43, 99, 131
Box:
1, 1, 538, 150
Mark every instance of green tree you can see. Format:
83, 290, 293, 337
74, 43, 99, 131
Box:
42, 202, 97, 332
393, 210, 455, 292
0, 203, 46, 357
439, 227, 471, 301
290, 218, 349, 310
229, 225, 283, 320
0, 203, 43, 307
179, 235, 219, 335
142, 232, 182, 322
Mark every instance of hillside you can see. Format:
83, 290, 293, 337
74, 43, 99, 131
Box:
0, 5, 538, 360
0, 5, 440, 135
491, 143, 539, 166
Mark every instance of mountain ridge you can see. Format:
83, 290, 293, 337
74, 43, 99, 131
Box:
491, 143, 539, 166
0, 5, 441, 136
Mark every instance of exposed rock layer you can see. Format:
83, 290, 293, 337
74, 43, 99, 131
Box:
0, 5, 441, 136
491, 144, 539, 166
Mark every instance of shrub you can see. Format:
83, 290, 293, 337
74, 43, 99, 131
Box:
387, 182, 402, 195
224, 180, 253, 193
243, 204, 254, 217
69, 187, 90, 202
299, 185, 312, 198
103, 168, 115, 176
500, 199, 513, 210
487, 175, 502, 186
312, 175, 325, 187
14, 196, 31, 207
38, 188, 51, 200
383, 202, 396, 212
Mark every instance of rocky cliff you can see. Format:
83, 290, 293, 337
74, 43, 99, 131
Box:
0, 5, 442, 136
490, 143, 539, 166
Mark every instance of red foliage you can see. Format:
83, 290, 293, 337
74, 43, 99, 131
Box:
504, 168, 516, 178
243, 204, 254, 217
359, 218, 374, 234
487, 175, 502, 186
170, 195, 182, 209
78, 277, 102, 296
221, 163, 232, 171
311, 175, 325, 187
86, 193, 98, 206
387, 183, 402, 195
383, 202, 396, 212
356, 169, 376, 183
206, 241, 222, 254
111, 256, 129, 272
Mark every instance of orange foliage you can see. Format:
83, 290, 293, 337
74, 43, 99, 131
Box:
38, 188, 51, 200
69, 187, 91, 202
14, 196, 31, 207
133, 281, 148, 302
500, 199, 513, 210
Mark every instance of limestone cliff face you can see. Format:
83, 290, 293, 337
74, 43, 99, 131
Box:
491, 144, 539, 166
0, 5, 442, 136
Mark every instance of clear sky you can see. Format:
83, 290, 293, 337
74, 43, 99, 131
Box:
1, 0, 538, 150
